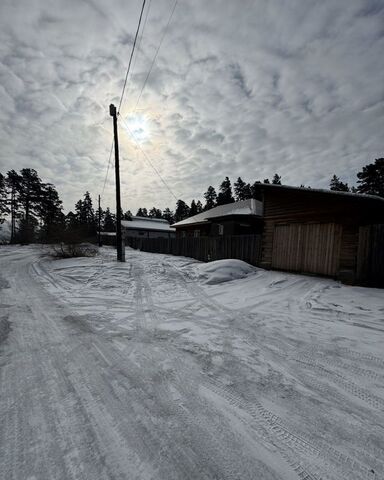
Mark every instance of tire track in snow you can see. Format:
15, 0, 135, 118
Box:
200, 377, 373, 480
293, 354, 384, 411
133, 261, 275, 480
159, 261, 374, 480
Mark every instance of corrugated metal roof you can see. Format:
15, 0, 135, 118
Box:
121, 216, 173, 232
172, 199, 263, 228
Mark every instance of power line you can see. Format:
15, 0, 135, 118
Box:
127, 0, 152, 98
117, 0, 147, 114
101, 0, 147, 198
101, 140, 114, 196
132, 0, 178, 113
120, 118, 179, 202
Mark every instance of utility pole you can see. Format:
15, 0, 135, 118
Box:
109, 104, 123, 261
98, 194, 102, 247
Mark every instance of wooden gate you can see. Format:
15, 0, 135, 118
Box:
271, 223, 342, 276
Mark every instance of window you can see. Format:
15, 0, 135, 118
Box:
194, 230, 200, 238
218, 224, 224, 235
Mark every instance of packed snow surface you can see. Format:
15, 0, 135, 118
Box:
1, 245, 384, 480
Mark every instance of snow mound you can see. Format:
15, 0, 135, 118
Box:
197, 259, 256, 285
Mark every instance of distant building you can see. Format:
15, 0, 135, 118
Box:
171, 199, 263, 237
122, 216, 175, 239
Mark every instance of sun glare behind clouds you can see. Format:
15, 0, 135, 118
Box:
123, 114, 151, 144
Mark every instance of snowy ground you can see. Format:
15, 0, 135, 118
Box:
0, 245, 383, 480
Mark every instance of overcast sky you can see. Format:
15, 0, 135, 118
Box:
0, 0, 383, 213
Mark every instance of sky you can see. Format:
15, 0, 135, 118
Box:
0, 0, 383, 213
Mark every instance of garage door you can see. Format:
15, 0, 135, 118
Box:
271, 223, 342, 276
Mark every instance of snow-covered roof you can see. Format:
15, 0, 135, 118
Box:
121, 216, 173, 232
172, 199, 263, 228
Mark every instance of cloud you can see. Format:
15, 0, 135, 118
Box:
0, 0, 383, 214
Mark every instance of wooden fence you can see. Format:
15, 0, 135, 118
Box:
126, 234, 263, 266
357, 224, 384, 287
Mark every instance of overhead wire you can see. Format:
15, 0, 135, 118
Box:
117, 0, 147, 115
101, 0, 147, 198
127, 0, 152, 98
132, 0, 178, 114
101, 140, 114, 196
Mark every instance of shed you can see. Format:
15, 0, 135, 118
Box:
252, 184, 384, 285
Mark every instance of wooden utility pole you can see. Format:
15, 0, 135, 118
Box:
109, 104, 123, 261
98, 194, 102, 247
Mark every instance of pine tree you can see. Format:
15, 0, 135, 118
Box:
103, 208, 116, 232
189, 200, 198, 217
263, 178, 270, 184
234, 177, 252, 200
136, 208, 148, 217
39, 184, 64, 242
217, 177, 234, 206
0, 173, 9, 223
234, 177, 247, 201
122, 210, 133, 220
174, 200, 190, 222
17, 169, 44, 243
75, 191, 96, 237
162, 207, 174, 224
149, 207, 162, 218
196, 200, 203, 213
272, 174, 282, 185
329, 175, 350, 192
203, 186, 217, 211
357, 158, 384, 197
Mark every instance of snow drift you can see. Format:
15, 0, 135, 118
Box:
196, 258, 256, 284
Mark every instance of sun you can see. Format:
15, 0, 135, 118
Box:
122, 114, 151, 143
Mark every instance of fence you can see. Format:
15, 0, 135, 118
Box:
126, 234, 263, 266
357, 224, 384, 287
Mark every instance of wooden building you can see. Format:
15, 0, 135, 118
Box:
252, 184, 384, 285
172, 199, 263, 237
122, 217, 175, 239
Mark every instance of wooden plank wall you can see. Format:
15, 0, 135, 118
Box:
357, 224, 384, 287
126, 234, 263, 266
271, 223, 342, 276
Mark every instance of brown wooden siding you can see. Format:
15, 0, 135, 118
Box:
338, 226, 359, 283
271, 223, 342, 276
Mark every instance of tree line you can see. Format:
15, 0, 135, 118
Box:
0, 169, 103, 243
0, 158, 382, 241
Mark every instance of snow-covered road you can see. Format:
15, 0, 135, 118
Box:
1, 245, 383, 480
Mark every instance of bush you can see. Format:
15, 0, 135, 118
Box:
50, 242, 99, 259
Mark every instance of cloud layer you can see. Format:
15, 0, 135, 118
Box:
0, 0, 383, 212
